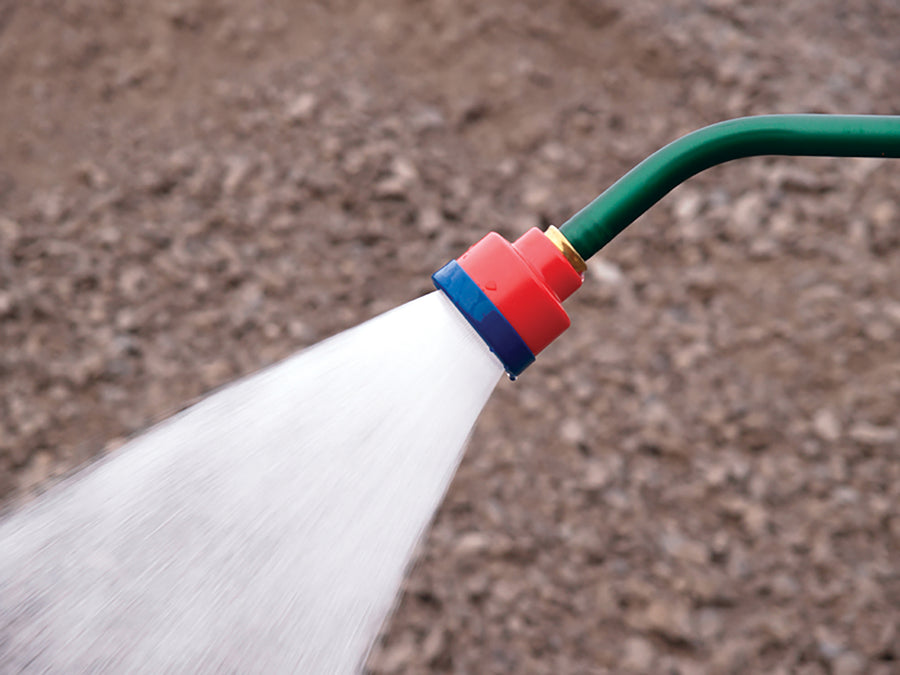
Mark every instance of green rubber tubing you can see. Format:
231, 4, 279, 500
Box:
559, 114, 900, 260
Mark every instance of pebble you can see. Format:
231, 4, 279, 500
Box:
453, 532, 490, 556
285, 93, 318, 124
582, 461, 610, 489
812, 409, 841, 442
374, 157, 418, 199
560, 418, 586, 445
635, 600, 695, 645
589, 259, 624, 285
621, 636, 656, 671
847, 422, 898, 446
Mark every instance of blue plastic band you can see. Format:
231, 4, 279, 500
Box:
432, 260, 535, 378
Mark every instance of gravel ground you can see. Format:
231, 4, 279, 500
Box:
2, 1, 899, 673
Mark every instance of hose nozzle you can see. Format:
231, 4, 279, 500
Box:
433, 227, 584, 378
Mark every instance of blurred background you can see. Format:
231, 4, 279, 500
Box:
1, 1, 899, 673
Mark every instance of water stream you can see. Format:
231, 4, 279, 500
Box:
0, 291, 503, 673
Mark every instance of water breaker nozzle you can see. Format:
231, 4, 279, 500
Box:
433, 227, 584, 378
435, 117, 900, 374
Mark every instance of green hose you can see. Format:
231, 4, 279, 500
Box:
559, 114, 900, 260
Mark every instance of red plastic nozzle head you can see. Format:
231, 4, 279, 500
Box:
456, 228, 584, 355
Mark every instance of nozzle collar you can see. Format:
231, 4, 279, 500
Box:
432, 261, 535, 378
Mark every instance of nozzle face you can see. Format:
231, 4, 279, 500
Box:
433, 228, 585, 377
432, 260, 535, 377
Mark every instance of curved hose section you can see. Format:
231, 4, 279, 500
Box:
559, 114, 900, 260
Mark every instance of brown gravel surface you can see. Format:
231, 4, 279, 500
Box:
2, 1, 900, 673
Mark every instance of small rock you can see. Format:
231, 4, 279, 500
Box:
832, 486, 858, 504
285, 92, 317, 124
812, 409, 841, 442
409, 106, 445, 132
590, 259, 624, 285
621, 636, 656, 671
756, 611, 795, 646
642, 399, 673, 427
118, 266, 148, 298
560, 417, 586, 445
522, 184, 551, 210
731, 192, 765, 232
34, 190, 66, 223
465, 573, 490, 597
200, 359, 231, 387
222, 155, 254, 197
660, 531, 709, 565
454, 531, 490, 556
540, 141, 567, 164
417, 206, 442, 234
815, 625, 845, 659
863, 320, 894, 342
288, 319, 313, 341
770, 573, 800, 600
492, 579, 519, 603
696, 608, 725, 642
748, 235, 779, 259
772, 165, 830, 193
683, 265, 719, 299
583, 461, 610, 489
674, 189, 703, 223
831, 651, 866, 675
869, 200, 896, 228
421, 627, 447, 665
0, 291, 14, 317
374, 157, 418, 199
721, 497, 769, 538
637, 600, 695, 644
0, 216, 21, 246
883, 300, 900, 326
496, 157, 518, 178
848, 422, 898, 446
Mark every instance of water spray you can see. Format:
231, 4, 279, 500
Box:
435, 114, 900, 377
1, 114, 898, 673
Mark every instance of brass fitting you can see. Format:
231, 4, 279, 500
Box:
545, 226, 586, 275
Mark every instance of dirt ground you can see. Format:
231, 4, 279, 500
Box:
2, 0, 899, 673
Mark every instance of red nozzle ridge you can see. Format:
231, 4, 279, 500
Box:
456, 228, 584, 355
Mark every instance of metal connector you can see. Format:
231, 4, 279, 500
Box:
545, 226, 587, 275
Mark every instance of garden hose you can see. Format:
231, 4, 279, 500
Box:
559, 114, 900, 260
437, 114, 900, 377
